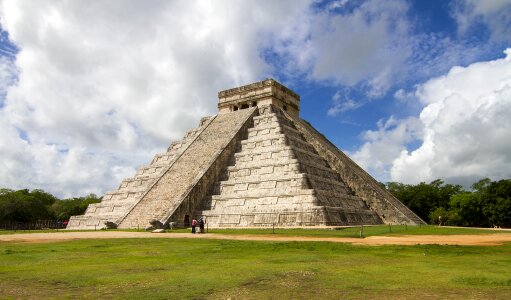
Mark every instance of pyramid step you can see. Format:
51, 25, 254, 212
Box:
134, 165, 167, 177
247, 122, 302, 139
307, 174, 350, 194
166, 141, 185, 153
286, 135, 317, 153
241, 132, 286, 145
219, 173, 307, 187
291, 147, 329, 168
208, 193, 319, 210
211, 188, 315, 200
298, 161, 341, 181
151, 152, 178, 164
228, 158, 341, 182
234, 145, 293, 157
245, 125, 304, 144
118, 176, 156, 188
118, 108, 257, 229
313, 190, 368, 209
233, 144, 327, 168
132, 170, 166, 180
253, 113, 294, 128
240, 134, 315, 153
104, 190, 144, 198
233, 147, 295, 165
119, 181, 154, 193
217, 180, 309, 197
197, 207, 331, 227
228, 159, 300, 173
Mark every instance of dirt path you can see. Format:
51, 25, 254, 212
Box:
2, 231, 511, 246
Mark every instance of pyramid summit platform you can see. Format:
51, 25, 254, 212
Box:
68, 79, 424, 229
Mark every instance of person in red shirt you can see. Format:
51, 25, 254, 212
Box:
191, 218, 197, 234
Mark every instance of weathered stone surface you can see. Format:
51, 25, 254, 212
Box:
68, 79, 424, 230
117, 107, 257, 229
67, 115, 215, 229
293, 117, 425, 225
196, 106, 382, 227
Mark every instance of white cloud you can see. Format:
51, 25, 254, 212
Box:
453, 0, 511, 42
0, 56, 13, 90
391, 48, 511, 185
350, 116, 423, 181
327, 0, 350, 11
289, 0, 412, 95
0, 0, 311, 197
327, 91, 362, 116
2, 0, 509, 197
351, 49, 511, 186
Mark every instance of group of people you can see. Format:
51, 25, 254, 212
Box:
191, 217, 205, 234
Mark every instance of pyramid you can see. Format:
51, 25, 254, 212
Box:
67, 79, 424, 229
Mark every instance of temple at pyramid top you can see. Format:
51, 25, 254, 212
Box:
218, 78, 300, 118
68, 78, 424, 230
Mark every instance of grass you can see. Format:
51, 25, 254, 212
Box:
1, 224, 507, 237
206, 225, 509, 237
1, 237, 511, 299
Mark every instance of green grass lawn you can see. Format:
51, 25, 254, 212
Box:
1, 237, 510, 299
1, 224, 507, 237
206, 225, 509, 237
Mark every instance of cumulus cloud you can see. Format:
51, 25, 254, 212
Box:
351, 49, 511, 186
0, 0, 311, 197
350, 116, 423, 181
2, 0, 509, 197
391, 49, 511, 185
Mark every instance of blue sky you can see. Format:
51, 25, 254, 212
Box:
0, 0, 510, 197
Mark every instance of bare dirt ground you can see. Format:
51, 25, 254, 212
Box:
2, 231, 511, 246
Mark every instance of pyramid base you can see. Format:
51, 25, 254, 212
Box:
197, 205, 383, 228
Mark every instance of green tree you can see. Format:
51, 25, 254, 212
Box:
0, 189, 56, 222
387, 180, 463, 222
448, 192, 485, 226
51, 194, 101, 220
481, 179, 511, 227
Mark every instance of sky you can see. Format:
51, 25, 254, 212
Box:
0, 0, 510, 198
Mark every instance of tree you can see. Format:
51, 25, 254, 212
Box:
50, 194, 101, 220
0, 188, 100, 223
0, 189, 55, 222
448, 192, 485, 227
481, 179, 511, 227
386, 180, 463, 222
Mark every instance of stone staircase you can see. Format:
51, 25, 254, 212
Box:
117, 108, 257, 229
66, 116, 214, 229
196, 106, 382, 227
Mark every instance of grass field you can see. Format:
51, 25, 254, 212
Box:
1, 232, 510, 299
1, 224, 507, 237
206, 224, 509, 237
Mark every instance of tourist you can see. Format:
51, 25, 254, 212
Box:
191, 218, 197, 234
199, 217, 205, 233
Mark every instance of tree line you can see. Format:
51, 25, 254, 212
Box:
386, 178, 511, 228
0, 188, 100, 223
1, 178, 510, 228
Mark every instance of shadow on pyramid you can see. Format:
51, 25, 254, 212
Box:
68, 79, 424, 229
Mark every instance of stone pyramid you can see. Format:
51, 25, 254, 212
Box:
68, 79, 424, 229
